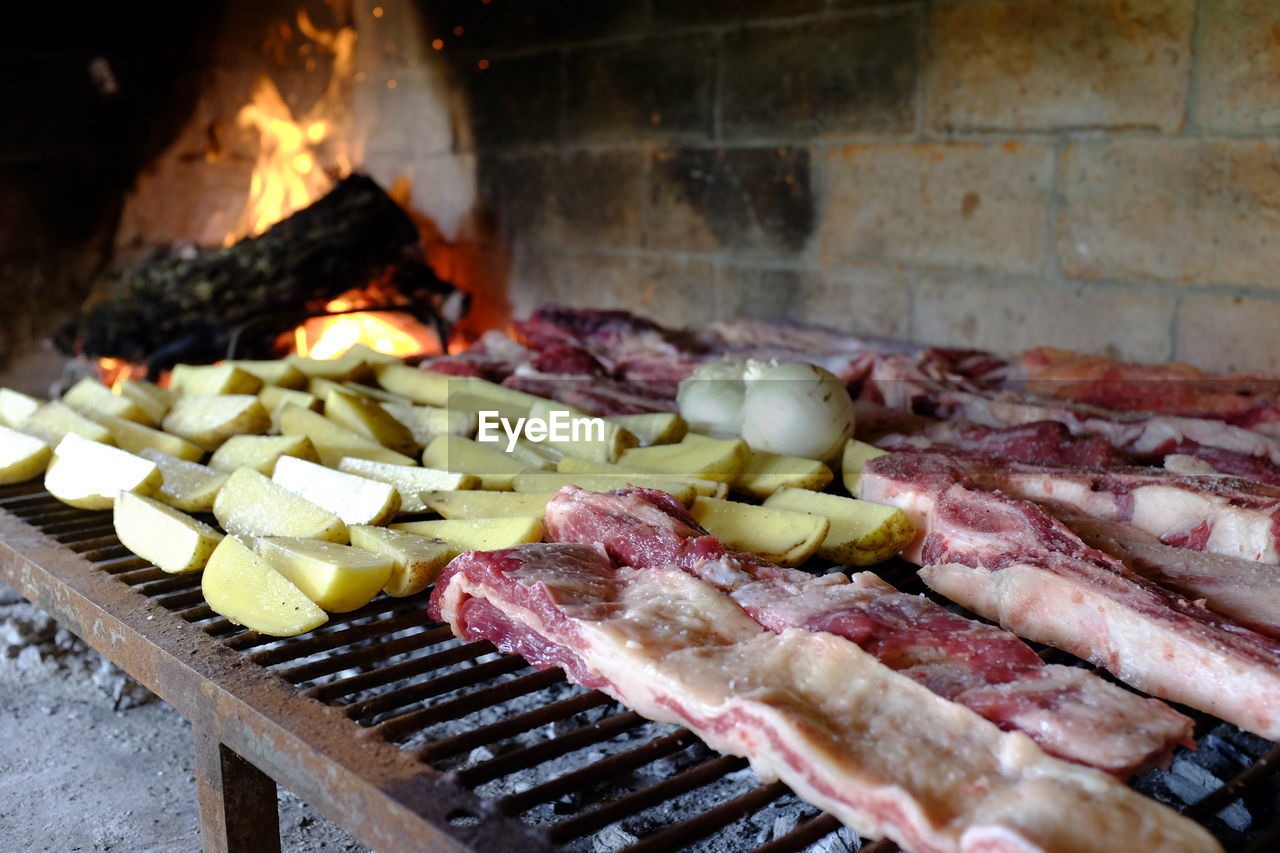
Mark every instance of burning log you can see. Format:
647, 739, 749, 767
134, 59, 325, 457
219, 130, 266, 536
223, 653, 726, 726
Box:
67, 174, 468, 375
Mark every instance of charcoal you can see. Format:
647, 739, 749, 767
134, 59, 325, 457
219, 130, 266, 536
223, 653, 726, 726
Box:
1166, 754, 1227, 804
1216, 799, 1254, 833
1216, 724, 1276, 758
67, 174, 467, 374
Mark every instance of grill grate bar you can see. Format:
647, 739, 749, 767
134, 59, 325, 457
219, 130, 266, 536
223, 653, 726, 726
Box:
622, 781, 791, 853
0, 492, 63, 510
417, 690, 614, 765
548, 754, 749, 844
499, 728, 701, 816
279, 627, 452, 684
114, 566, 171, 586
1184, 742, 1280, 820
176, 604, 216, 622
151, 588, 207, 611
363, 656, 532, 740
749, 814, 844, 853
80, 543, 135, 563
28, 509, 102, 529
347, 651, 554, 721
133, 574, 202, 596
366, 666, 563, 737
309, 638, 497, 703
457, 710, 647, 788
67, 534, 122, 554
97, 556, 153, 574
247, 610, 434, 667
223, 598, 419, 652
50, 521, 118, 542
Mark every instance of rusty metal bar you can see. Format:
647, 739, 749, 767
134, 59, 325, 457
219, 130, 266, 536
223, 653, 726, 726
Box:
310, 639, 499, 704
623, 781, 790, 853
418, 690, 614, 766
750, 814, 843, 853
194, 725, 282, 853
458, 711, 647, 788
348, 656, 557, 722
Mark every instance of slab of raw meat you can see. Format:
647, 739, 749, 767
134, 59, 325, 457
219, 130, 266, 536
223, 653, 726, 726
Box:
876, 420, 1128, 468
1051, 512, 1280, 639
544, 486, 1192, 776
430, 542, 1218, 853
861, 452, 1280, 739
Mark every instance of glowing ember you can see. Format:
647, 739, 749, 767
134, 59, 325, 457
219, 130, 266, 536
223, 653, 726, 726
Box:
97, 357, 143, 392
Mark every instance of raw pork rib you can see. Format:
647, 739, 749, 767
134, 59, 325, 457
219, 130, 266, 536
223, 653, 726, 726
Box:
861, 453, 1280, 739
544, 486, 1192, 776
1053, 512, 1280, 639
429, 542, 1218, 853
876, 420, 1128, 468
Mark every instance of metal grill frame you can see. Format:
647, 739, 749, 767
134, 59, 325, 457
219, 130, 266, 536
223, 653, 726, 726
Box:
4, 480, 1280, 853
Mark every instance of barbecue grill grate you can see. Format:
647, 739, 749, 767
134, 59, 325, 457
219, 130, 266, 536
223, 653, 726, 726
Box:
3, 481, 1279, 853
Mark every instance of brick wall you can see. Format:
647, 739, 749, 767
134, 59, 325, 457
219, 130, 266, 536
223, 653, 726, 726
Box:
438, 0, 1280, 373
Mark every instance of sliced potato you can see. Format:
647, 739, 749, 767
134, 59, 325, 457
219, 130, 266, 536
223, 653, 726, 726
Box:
763, 487, 915, 565
734, 450, 834, 500
524, 399, 637, 463
607, 412, 687, 446
0, 426, 51, 484
202, 535, 328, 636
254, 537, 393, 613
373, 363, 451, 406
344, 344, 402, 366
278, 404, 415, 468
512, 472, 695, 506
337, 458, 478, 512
226, 359, 307, 390
83, 411, 204, 462
507, 439, 560, 471
422, 433, 523, 491
169, 363, 263, 397
348, 526, 454, 597
344, 381, 411, 405
557, 456, 727, 498
271, 456, 401, 526
390, 516, 544, 551
118, 380, 173, 424
306, 376, 348, 400
45, 433, 161, 510
62, 377, 153, 425
139, 449, 228, 513
422, 490, 556, 519
162, 394, 269, 451
213, 467, 348, 543
287, 352, 370, 382
324, 388, 418, 456
620, 437, 751, 484
258, 385, 319, 414
688, 496, 829, 568
113, 491, 222, 573
842, 439, 890, 497
20, 402, 115, 447
380, 401, 477, 445
208, 434, 319, 475
0, 387, 42, 428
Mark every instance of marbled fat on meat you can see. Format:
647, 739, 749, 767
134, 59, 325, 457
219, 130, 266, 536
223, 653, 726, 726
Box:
543, 486, 1193, 777
429, 542, 1219, 853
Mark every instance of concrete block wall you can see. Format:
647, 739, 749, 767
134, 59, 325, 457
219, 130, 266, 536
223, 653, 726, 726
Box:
437, 0, 1280, 373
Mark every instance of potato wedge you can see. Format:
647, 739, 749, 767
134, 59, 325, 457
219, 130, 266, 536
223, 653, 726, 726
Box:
83, 411, 204, 462
688, 496, 829, 568
422, 433, 523, 491
45, 433, 161, 510
139, 449, 228, 513
226, 359, 307, 390
271, 456, 401, 526
557, 456, 727, 498
202, 535, 328, 636
372, 363, 451, 406
258, 385, 319, 414
523, 399, 637, 463
118, 380, 173, 424
208, 434, 319, 475
278, 404, 415, 468
379, 401, 477, 445
390, 516, 544, 551
0, 426, 51, 484
620, 436, 750, 484
422, 490, 556, 519
162, 394, 269, 451
20, 402, 115, 447
763, 488, 915, 566
113, 491, 223, 573
607, 412, 687, 446
213, 467, 348, 543
344, 344, 402, 365
842, 439, 889, 497
512, 472, 695, 506
62, 377, 153, 425
348, 526, 454, 597
337, 458, 478, 513
169, 363, 263, 397
287, 352, 370, 381
0, 387, 42, 428
734, 450, 834, 500
306, 376, 348, 400
506, 439, 560, 471
254, 537, 393, 613
324, 388, 418, 456
344, 381, 411, 405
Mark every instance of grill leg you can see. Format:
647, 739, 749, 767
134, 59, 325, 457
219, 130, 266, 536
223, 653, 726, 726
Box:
194, 727, 282, 853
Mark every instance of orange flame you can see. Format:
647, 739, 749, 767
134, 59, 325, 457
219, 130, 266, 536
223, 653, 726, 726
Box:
97, 357, 143, 392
